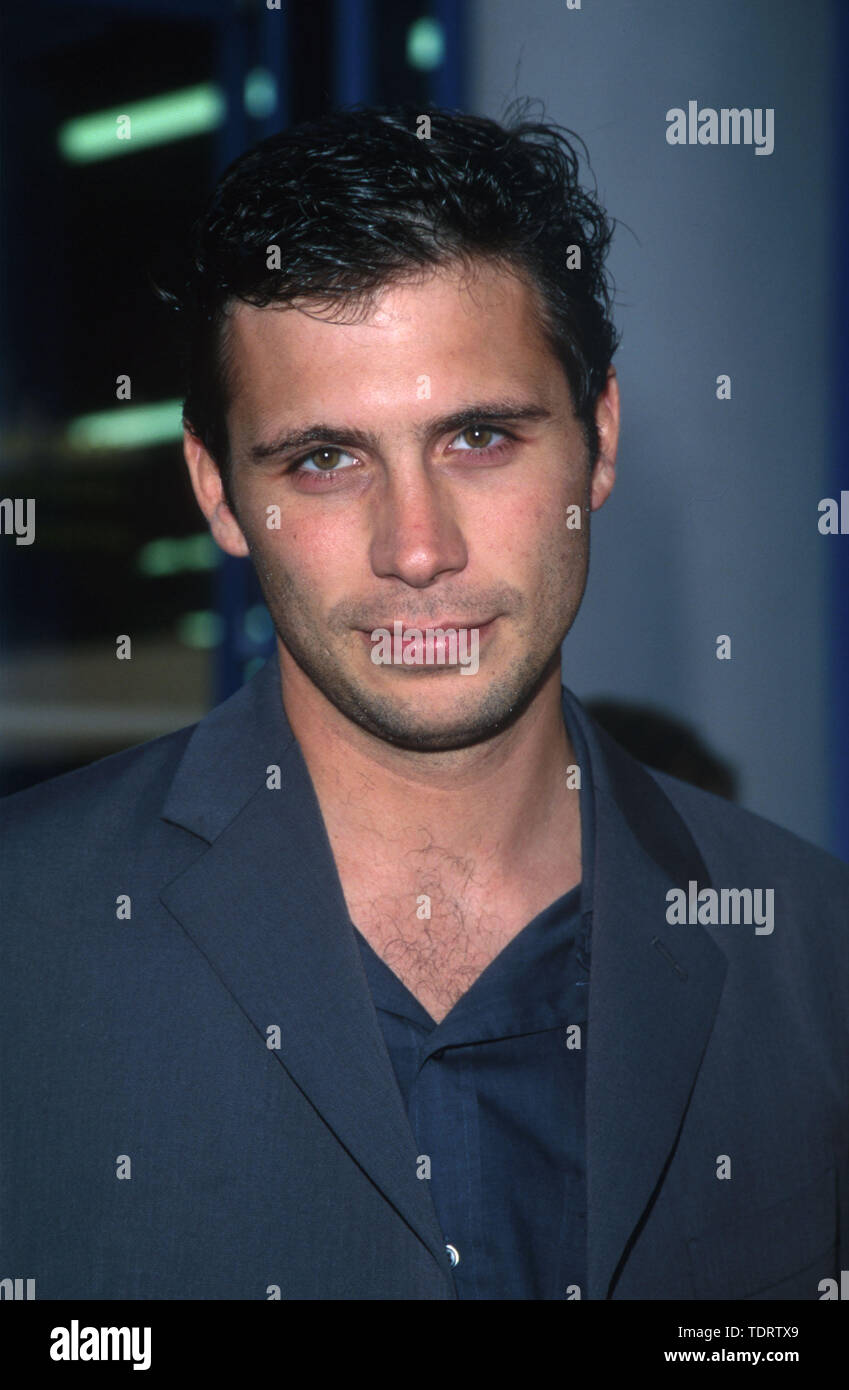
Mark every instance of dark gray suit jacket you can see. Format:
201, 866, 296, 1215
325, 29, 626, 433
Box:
1, 652, 847, 1299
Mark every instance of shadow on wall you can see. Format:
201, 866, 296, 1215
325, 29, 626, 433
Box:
585, 699, 739, 802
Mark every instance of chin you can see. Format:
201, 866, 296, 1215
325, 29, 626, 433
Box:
334, 664, 548, 752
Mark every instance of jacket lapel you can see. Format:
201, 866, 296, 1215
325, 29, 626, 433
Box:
158, 653, 454, 1288
561, 688, 728, 1299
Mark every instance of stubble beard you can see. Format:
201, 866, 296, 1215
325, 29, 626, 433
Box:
248, 549, 584, 755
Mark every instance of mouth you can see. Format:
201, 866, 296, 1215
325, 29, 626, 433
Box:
356, 617, 497, 669
357, 618, 497, 634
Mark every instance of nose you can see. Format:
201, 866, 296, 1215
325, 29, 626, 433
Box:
369, 464, 468, 588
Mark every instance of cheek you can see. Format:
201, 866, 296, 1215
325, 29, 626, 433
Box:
475, 489, 579, 572
246, 505, 365, 603
479, 455, 585, 540
541, 471, 591, 568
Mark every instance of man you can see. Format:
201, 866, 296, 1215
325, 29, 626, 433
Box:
2, 103, 847, 1301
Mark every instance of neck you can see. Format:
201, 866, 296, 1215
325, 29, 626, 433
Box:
276, 647, 580, 878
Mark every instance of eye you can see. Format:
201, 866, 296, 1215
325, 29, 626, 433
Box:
287, 425, 513, 482
292, 447, 359, 474
449, 425, 511, 455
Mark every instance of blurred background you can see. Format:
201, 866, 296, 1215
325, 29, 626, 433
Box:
0, 0, 846, 859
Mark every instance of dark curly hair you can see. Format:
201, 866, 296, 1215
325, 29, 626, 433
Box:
160, 99, 619, 507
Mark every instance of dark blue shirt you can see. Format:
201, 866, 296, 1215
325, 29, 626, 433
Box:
353, 692, 594, 1299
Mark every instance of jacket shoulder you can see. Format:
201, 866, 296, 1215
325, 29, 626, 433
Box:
0, 722, 197, 848
646, 763, 849, 890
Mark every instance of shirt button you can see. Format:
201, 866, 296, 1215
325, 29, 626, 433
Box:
446, 1244, 460, 1267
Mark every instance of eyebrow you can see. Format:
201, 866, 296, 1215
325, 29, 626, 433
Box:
247, 399, 553, 462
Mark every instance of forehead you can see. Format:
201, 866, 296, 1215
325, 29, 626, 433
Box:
223, 260, 562, 430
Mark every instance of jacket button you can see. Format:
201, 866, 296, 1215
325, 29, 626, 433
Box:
446, 1244, 460, 1267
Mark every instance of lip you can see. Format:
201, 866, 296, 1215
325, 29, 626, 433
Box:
356, 617, 498, 670
358, 618, 496, 633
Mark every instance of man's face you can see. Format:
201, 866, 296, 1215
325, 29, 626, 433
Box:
188, 259, 617, 751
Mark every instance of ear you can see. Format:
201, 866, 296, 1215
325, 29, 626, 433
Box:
589, 366, 619, 511
182, 427, 250, 558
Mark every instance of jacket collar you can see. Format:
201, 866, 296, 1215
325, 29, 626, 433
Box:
160, 651, 726, 1299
